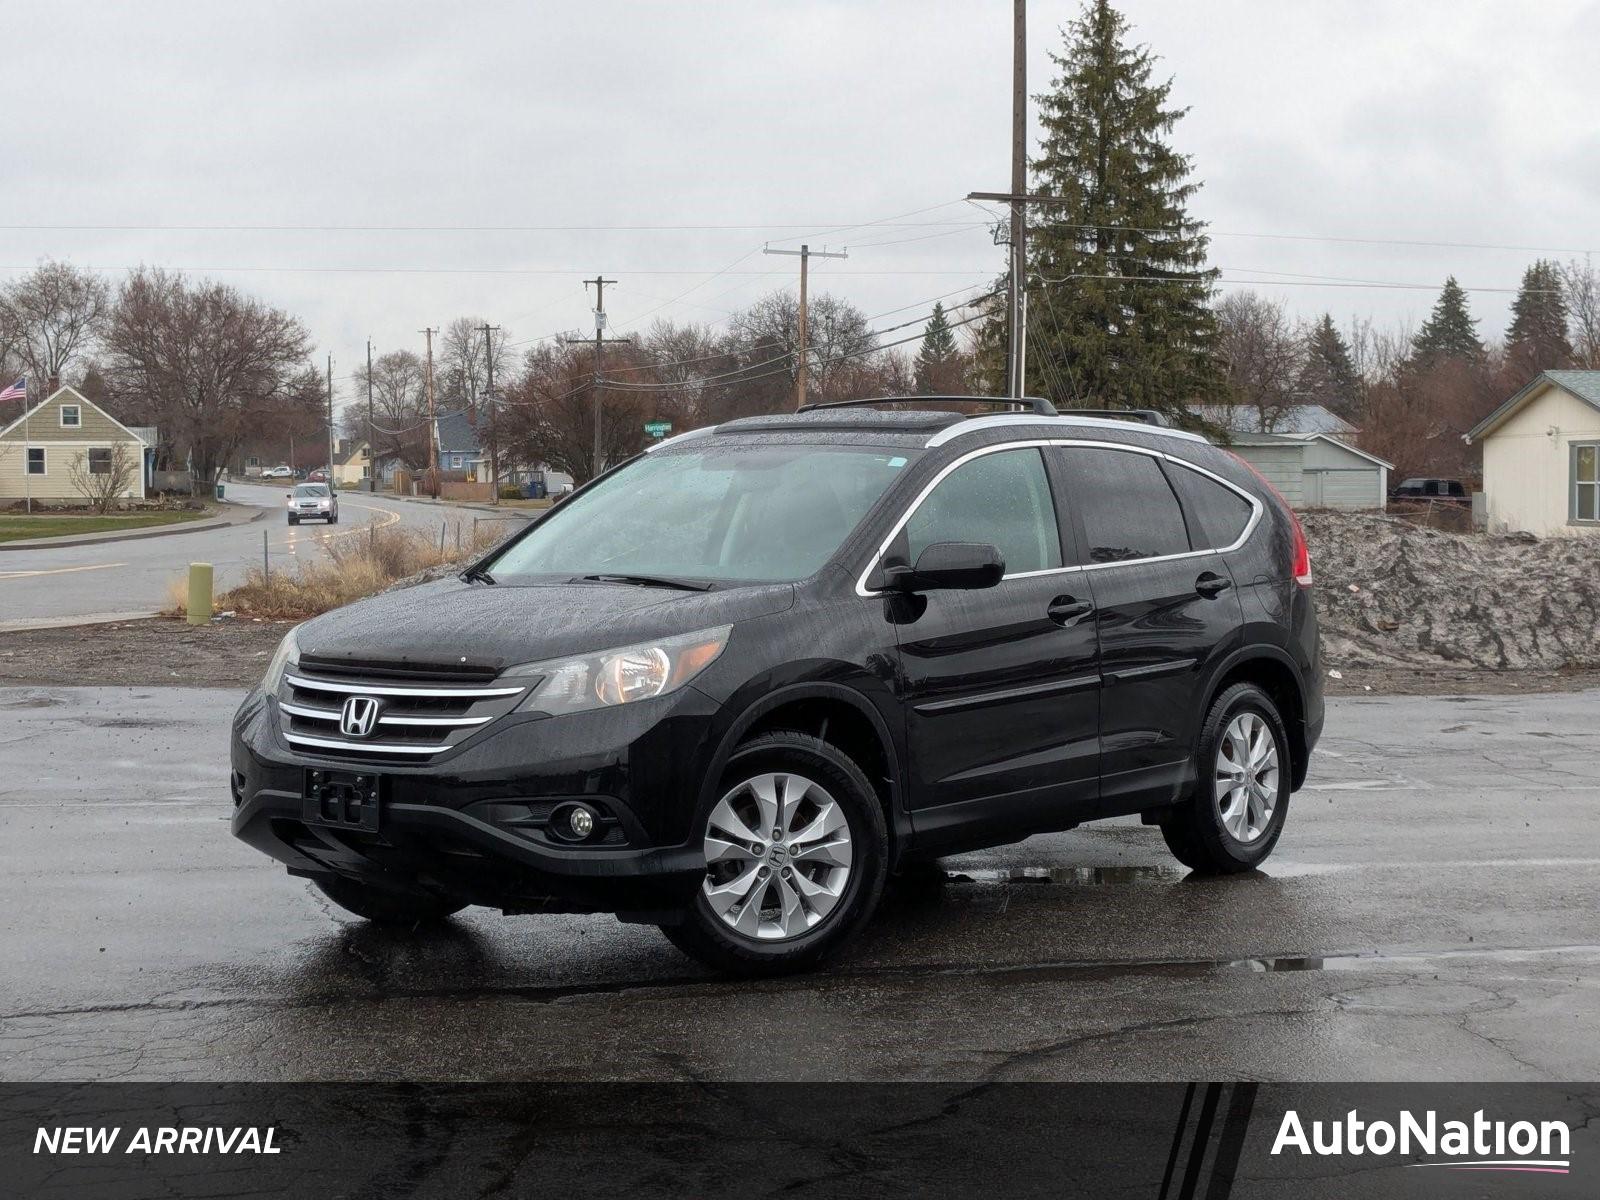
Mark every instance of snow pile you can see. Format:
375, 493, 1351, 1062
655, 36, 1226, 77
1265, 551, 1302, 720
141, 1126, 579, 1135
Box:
1303, 511, 1600, 670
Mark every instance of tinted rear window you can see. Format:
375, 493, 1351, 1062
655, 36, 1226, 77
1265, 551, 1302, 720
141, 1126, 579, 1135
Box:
1061, 447, 1189, 563
1166, 461, 1254, 550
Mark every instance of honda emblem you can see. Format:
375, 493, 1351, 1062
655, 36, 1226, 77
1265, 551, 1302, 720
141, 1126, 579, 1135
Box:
340, 696, 382, 738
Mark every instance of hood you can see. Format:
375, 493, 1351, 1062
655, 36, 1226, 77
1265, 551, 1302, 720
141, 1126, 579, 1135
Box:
294, 578, 796, 674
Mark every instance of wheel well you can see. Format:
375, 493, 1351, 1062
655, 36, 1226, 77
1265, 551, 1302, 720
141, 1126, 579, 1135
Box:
742, 698, 896, 824
1210, 656, 1309, 789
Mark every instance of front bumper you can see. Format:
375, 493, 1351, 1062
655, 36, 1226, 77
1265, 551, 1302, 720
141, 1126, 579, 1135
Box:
230, 686, 720, 916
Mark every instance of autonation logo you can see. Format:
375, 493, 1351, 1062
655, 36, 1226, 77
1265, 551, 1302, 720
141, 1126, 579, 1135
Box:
1273, 1109, 1571, 1176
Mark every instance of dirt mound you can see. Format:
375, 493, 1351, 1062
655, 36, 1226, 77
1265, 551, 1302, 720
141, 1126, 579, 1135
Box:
1303, 510, 1600, 670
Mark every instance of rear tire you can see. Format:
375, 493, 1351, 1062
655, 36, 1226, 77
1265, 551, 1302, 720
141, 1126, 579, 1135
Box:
313, 876, 466, 926
1160, 682, 1291, 874
659, 731, 889, 975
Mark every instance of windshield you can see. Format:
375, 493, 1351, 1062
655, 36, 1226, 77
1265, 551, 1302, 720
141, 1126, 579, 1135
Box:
293, 484, 329, 498
489, 442, 914, 584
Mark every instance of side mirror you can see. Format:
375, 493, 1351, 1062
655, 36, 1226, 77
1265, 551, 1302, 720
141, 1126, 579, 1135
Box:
885, 542, 1005, 592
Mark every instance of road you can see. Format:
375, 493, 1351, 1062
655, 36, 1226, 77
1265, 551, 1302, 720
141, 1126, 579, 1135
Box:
0, 482, 516, 623
1, 688, 1596, 1082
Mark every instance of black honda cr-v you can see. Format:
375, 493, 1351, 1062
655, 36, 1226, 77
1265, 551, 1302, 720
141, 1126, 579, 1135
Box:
232, 398, 1323, 974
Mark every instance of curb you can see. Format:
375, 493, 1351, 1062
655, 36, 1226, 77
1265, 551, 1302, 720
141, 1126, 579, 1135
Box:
0, 610, 162, 634
0, 506, 267, 552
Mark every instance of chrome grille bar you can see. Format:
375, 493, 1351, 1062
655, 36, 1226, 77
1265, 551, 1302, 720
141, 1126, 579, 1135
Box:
285, 731, 445, 756
285, 673, 524, 699
278, 701, 492, 728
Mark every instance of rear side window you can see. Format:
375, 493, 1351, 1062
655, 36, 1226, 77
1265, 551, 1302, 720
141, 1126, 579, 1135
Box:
905, 447, 1062, 575
1060, 447, 1189, 563
1166, 461, 1254, 550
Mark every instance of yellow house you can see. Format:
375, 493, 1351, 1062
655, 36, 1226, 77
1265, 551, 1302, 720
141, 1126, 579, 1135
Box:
0, 385, 150, 504
1466, 370, 1600, 536
332, 439, 372, 486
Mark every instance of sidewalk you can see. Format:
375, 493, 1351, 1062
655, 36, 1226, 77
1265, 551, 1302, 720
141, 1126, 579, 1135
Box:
371, 490, 545, 517
0, 502, 266, 553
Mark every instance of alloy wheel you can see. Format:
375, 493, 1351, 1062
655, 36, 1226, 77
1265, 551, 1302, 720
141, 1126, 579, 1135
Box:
701, 771, 854, 941
1213, 711, 1279, 844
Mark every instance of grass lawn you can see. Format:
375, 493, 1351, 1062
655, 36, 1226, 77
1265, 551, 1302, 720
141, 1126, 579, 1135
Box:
0, 510, 210, 544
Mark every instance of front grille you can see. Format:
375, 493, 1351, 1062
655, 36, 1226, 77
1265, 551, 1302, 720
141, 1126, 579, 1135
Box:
278, 663, 533, 762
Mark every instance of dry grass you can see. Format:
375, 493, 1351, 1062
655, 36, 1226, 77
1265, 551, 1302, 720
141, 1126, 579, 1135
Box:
166, 520, 505, 620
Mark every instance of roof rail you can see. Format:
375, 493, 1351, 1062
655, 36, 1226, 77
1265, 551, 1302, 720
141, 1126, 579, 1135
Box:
1056, 407, 1169, 427
795, 395, 1059, 417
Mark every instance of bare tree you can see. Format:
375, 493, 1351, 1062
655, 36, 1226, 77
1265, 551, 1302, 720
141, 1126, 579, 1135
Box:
67, 443, 138, 513
437, 317, 513, 417
348, 349, 431, 469
104, 268, 315, 496
501, 342, 656, 484
728, 290, 876, 403
1215, 291, 1301, 431
0, 260, 110, 390
1563, 258, 1600, 369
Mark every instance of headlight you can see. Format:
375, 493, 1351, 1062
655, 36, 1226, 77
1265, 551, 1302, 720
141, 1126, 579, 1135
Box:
260, 626, 301, 693
509, 626, 730, 717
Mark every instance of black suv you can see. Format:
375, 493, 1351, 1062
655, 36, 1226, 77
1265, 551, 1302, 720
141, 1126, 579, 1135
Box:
232, 399, 1323, 974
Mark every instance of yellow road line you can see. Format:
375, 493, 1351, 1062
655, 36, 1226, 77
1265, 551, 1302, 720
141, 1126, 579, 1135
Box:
0, 561, 127, 581
270, 499, 403, 550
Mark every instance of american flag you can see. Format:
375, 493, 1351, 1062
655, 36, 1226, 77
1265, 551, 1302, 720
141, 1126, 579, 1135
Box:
0, 378, 24, 404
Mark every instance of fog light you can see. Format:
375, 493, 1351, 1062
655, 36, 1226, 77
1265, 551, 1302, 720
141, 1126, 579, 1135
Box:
568, 806, 595, 839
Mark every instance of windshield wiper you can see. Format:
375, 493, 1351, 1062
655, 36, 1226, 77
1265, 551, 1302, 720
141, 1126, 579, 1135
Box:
578, 573, 713, 592
461, 564, 496, 585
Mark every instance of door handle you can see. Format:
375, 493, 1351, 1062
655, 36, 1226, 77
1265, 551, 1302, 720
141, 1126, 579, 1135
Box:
1047, 596, 1095, 626
1195, 571, 1233, 598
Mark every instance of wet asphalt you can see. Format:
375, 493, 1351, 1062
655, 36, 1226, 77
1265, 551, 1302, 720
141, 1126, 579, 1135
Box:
1, 686, 1597, 1082
0, 482, 508, 622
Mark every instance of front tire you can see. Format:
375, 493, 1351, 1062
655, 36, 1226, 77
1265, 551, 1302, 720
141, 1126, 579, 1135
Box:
287, 515, 298, 525
659, 731, 889, 975
1160, 683, 1291, 873
313, 876, 466, 926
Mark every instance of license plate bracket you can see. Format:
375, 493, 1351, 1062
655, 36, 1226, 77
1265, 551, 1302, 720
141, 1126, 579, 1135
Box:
302, 769, 382, 831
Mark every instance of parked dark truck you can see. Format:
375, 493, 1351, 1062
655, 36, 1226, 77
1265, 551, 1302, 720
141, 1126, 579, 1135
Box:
232, 398, 1324, 974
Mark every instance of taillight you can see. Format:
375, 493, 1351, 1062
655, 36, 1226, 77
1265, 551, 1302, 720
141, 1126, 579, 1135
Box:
1227, 451, 1312, 587
1288, 510, 1312, 587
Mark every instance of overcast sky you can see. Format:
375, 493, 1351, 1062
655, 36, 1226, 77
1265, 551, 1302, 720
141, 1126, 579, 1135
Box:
7, 1, 1598, 406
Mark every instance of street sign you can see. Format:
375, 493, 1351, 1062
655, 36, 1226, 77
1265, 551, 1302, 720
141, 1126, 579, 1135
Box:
644, 421, 673, 439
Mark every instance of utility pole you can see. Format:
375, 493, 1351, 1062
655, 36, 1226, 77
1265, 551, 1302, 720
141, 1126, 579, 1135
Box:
588, 277, 612, 478
1010, 0, 1027, 401
421, 327, 438, 480
967, 1, 1032, 403
480, 323, 502, 504
365, 339, 376, 493
762, 243, 848, 408
326, 353, 336, 493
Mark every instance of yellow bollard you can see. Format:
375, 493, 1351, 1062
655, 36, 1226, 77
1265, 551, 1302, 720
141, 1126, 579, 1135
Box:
187, 562, 214, 626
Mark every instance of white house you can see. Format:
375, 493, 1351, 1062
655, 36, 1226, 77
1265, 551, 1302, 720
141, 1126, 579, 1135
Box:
1465, 370, 1600, 536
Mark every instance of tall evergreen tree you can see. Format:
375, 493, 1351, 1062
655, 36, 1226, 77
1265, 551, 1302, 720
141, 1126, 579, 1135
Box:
1022, 0, 1222, 419
914, 302, 961, 393
1504, 259, 1572, 376
1296, 313, 1360, 416
1410, 277, 1484, 365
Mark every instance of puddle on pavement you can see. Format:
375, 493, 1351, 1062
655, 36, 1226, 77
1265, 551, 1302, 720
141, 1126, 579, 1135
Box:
962, 942, 1600, 988
944, 865, 1188, 886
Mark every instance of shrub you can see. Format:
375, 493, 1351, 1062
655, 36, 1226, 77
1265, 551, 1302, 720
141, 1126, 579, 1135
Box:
166, 519, 506, 620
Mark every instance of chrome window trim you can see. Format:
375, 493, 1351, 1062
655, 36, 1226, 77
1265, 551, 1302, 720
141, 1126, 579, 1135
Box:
854, 439, 1263, 597
924, 413, 1210, 448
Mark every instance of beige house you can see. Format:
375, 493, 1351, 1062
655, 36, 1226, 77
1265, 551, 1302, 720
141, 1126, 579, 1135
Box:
0, 385, 150, 504
1466, 370, 1600, 536
332, 439, 372, 486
